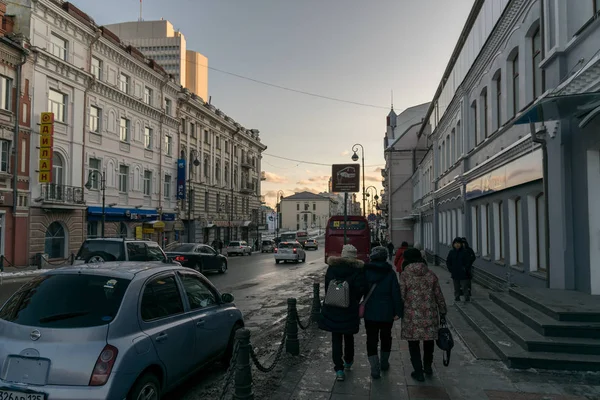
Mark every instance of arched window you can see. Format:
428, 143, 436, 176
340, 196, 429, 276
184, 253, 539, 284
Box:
446, 134, 451, 167
471, 100, 478, 147
510, 50, 520, 116
45, 221, 66, 258
119, 222, 128, 238
450, 129, 456, 165
52, 152, 64, 186
493, 70, 502, 130
481, 87, 488, 138
532, 26, 543, 98
224, 163, 229, 184
215, 160, 221, 183
203, 157, 209, 179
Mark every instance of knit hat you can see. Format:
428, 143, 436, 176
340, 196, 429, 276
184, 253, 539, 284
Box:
341, 244, 358, 259
369, 246, 388, 262
403, 248, 423, 265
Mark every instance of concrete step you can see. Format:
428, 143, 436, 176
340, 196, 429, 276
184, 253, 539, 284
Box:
455, 301, 600, 371
475, 298, 600, 355
510, 287, 600, 323
472, 267, 506, 292
490, 292, 600, 339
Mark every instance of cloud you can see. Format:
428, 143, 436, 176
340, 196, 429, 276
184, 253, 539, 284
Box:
263, 172, 288, 183
373, 167, 383, 172
365, 175, 383, 183
296, 175, 329, 185
340, 150, 350, 156
293, 186, 320, 194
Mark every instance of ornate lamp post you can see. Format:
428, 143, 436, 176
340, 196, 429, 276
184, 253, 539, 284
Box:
351, 144, 366, 217
276, 190, 284, 239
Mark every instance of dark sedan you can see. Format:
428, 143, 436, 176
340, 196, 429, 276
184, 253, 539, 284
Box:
165, 243, 228, 274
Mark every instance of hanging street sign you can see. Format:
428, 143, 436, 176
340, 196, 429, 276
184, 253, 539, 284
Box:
39, 112, 54, 183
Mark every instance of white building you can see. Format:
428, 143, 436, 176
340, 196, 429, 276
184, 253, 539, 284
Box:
280, 192, 334, 232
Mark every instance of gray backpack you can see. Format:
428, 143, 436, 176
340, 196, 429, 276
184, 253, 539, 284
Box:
324, 279, 351, 308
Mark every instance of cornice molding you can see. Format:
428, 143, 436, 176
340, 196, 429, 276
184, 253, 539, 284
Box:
35, 50, 90, 87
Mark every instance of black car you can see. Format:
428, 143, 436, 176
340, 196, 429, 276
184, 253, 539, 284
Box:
165, 243, 228, 273
74, 238, 170, 264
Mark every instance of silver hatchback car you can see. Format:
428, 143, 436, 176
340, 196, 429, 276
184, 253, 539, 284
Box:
0, 263, 243, 400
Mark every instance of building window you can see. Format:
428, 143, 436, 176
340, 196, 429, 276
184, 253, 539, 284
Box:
0, 140, 9, 172
532, 27, 543, 98
91, 57, 102, 80
190, 122, 196, 138
205, 191, 209, 211
216, 136, 220, 149
164, 174, 171, 198
596, 0, 600, 13
494, 201, 504, 261
89, 106, 100, 133
224, 164, 229, 184
481, 88, 488, 138
0, 76, 11, 111
535, 193, 547, 270
472, 205, 480, 253
203, 157, 209, 179
87, 221, 99, 238
44, 222, 66, 259
88, 157, 101, 190
143, 170, 152, 195
441, 141, 446, 172
225, 140, 229, 153
313, 203, 316, 211
119, 222, 128, 238
120, 117, 130, 142
144, 87, 153, 105
48, 89, 66, 123
118, 165, 128, 193
511, 53, 520, 116
296, 214, 300, 222
165, 98, 172, 115
456, 121, 461, 158
297, 203, 300, 211
471, 100, 478, 147
451, 129, 456, 165
204, 129, 210, 144
482, 205, 490, 256
119, 73, 130, 94
493, 71, 502, 130
52, 152, 63, 186
144, 127, 153, 149
215, 161, 221, 183
50, 33, 68, 60
165, 135, 173, 156
513, 197, 524, 264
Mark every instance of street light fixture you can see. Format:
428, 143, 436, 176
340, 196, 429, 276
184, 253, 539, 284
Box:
85, 170, 106, 238
186, 152, 201, 242
276, 190, 284, 238
351, 144, 366, 217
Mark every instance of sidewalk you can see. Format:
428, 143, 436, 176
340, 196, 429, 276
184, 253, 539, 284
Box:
269, 265, 600, 399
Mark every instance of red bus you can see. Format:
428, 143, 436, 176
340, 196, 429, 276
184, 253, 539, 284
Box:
324, 215, 371, 263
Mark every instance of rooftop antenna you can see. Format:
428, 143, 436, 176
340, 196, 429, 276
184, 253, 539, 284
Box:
139, 0, 143, 21
391, 90, 394, 110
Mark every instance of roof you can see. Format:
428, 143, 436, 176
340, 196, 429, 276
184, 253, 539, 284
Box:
282, 191, 330, 201
42, 262, 181, 280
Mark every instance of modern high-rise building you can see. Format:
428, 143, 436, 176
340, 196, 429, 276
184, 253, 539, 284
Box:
104, 19, 209, 101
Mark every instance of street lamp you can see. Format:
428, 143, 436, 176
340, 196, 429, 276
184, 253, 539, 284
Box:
85, 170, 106, 238
187, 151, 201, 242
276, 190, 284, 238
351, 143, 366, 217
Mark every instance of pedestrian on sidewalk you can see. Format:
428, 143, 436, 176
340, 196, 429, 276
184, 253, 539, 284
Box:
386, 241, 394, 262
363, 246, 403, 379
400, 248, 447, 382
393, 241, 409, 275
413, 242, 427, 264
461, 237, 476, 280
318, 244, 367, 382
446, 237, 472, 302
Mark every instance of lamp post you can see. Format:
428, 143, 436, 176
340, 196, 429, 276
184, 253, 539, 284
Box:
351, 144, 366, 217
276, 190, 284, 239
85, 170, 106, 238
187, 151, 201, 243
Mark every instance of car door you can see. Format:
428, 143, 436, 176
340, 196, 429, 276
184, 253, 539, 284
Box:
177, 271, 230, 362
139, 273, 195, 386
196, 245, 216, 271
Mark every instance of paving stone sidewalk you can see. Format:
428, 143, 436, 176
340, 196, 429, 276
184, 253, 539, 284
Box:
269, 266, 600, 399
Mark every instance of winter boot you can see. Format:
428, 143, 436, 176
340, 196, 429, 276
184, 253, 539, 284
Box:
410, 354, 425, 382
423, 353, 433, 376
368, 355, 381, 379
380, 352, 391, 371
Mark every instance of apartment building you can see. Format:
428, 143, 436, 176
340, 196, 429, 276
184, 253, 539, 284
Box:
280, 192, 334, 232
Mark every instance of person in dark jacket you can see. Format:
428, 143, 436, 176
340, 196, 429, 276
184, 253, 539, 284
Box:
461, 237, 476, 279
363, 246, 403, 379
318, 244, 367, 381
386, 241, 394, 262
446, 237, 471, 301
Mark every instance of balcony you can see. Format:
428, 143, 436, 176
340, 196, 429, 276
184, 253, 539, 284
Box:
39, 184, 85, 207
240, 181, 254, 194
260, 171, 266, 181
241, 157, 254, 170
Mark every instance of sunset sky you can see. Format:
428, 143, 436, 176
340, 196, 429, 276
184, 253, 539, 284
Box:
75, 0, 473, 208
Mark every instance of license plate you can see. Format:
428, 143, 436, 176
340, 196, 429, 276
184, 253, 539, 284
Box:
0, 389, 45, 400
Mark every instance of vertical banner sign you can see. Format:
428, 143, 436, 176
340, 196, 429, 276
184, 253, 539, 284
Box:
176, 158, 186, 200
39, 112, 54, 183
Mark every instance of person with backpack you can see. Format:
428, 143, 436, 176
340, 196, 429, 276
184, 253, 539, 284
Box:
318, 244, 367, 381
400, 248, 447, 382
393, 241, 409, 274
362, 246, 403, 379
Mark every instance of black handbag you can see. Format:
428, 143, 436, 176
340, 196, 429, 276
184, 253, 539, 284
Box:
436, 317, 454, 367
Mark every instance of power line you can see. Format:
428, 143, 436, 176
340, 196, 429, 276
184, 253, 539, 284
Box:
263, 153, 383, 168
181, 58, 389, 109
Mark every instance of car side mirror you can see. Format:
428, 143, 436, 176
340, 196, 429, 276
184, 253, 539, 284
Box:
221, 293, 234, 303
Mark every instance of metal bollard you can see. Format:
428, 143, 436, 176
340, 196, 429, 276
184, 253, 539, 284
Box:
285, 298, 300, 356
233, 328, 254, 400
0, 255, 4, 272
311, 282, 321, 321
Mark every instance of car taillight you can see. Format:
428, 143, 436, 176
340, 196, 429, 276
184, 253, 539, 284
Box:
90, 344, 118, 386
240, 246, 243, 249
175, 256, 186, 262
274, 248, 278, 253
293, 248, 297, 253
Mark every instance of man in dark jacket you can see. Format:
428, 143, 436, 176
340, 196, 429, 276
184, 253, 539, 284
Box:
386, 241, 394, 262
446, 237, 471, 301
363, 246, 403, 379
318, 244, 367, 381
461, 237, 476, 279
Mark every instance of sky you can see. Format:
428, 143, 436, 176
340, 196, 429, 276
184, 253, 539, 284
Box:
74, 0, 473, 208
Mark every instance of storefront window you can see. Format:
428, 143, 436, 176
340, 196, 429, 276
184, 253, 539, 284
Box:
45, 222, 66, 259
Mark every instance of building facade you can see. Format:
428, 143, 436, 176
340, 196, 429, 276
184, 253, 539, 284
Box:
280, 192, 334, 232
409, 0, 600, 294
104, 20, 209, 102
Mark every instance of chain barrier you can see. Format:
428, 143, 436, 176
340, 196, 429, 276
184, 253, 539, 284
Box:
218, 339, 240, 400
249, 319, 288, 373
0, 255, 29, 271
296, 311, 312, 330
42, 254, 75, 267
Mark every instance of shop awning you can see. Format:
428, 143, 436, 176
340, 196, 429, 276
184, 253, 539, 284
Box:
243, 221, 253, 227
515, 92, 600, 125
87, 207, 159, 221
145, 221, 166, 229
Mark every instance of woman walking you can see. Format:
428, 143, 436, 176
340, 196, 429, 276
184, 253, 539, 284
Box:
400, 248, 447, 382
318, 244, 367, 381
363, 246, 403, 379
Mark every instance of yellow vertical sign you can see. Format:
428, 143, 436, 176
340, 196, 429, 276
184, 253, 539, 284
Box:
39, 112, 54, 183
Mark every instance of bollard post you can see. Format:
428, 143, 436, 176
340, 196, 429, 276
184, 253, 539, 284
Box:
311, 282, 321, 321
286, 298, 300, 356
0, 255, 4, 272
233, 328, 254, 400
70, 253, 75, 265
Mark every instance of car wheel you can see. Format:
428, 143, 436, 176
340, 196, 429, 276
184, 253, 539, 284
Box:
219, 260, 227, 274
275, 259, 280, 264
85, 252, 107, 263
302, 256, 306, 263
128, 372, 160, 400
222, 323, 243, 366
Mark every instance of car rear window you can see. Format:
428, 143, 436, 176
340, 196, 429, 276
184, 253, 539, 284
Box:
279, 243, 294, 249
262, 241, 272, 245
0, 274, 131, 328
76, 240, 124, 261
229, 242, 240, 247
168, 244, 196, 252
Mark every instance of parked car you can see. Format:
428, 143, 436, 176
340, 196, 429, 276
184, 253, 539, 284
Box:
0, 263, 243, 400
274, 242, 306, 264
304, 238, 319, 250
165, 243, 227, 273
226, 241, 252, 256
74, 238, 169, 265
261, 240, 276, 253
